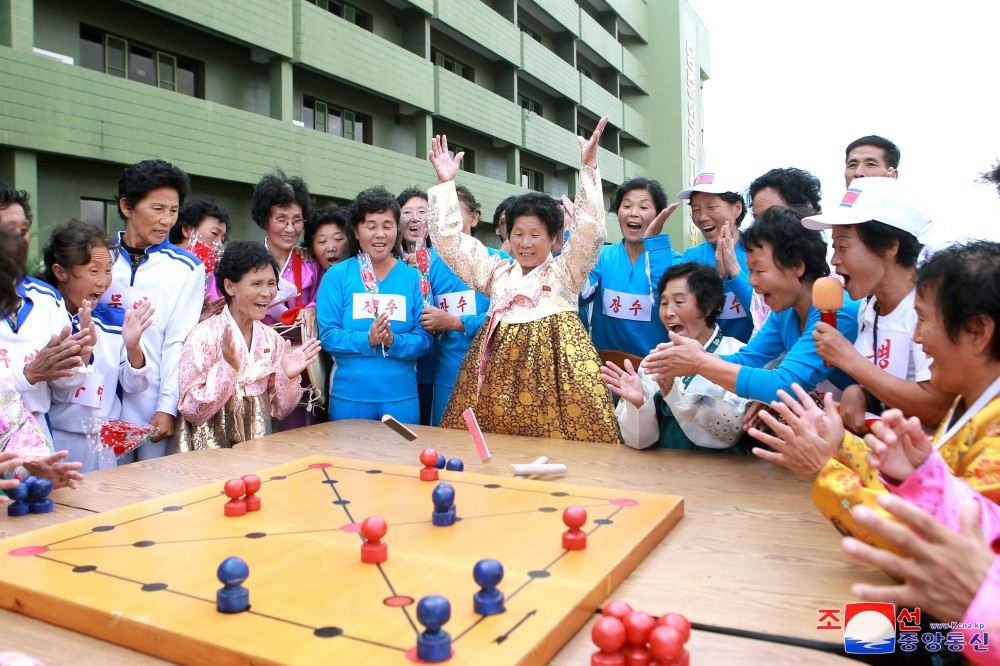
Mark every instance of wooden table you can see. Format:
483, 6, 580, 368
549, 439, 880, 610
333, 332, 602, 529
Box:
1, 420, 877, 664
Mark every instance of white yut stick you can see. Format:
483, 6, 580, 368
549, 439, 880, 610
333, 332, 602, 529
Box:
510, 462, 565, 476
513, 456, 548, 479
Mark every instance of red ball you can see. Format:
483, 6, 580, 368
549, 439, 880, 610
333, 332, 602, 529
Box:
623, 611, 656, 645
361, 516, 387, 542
657, 613, 691, 644
563, 505, 587, 529
419, 448, 439, 467
224, 479, 246, 500
591, 616, 627, 652
602, 600, 634, 622
648, 626, 684, 662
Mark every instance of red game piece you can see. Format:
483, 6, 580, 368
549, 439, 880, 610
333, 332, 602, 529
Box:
360, 516, 388, 564
656, 613, 691, 644
622, 611, 656, 666
591, 616, 627, 666
419, 448, 440, 482
648, 626, 686, 666
602, 600, 634, 623
562, 506, 587, 550
223, 479, 247, 517
241, 474, 261, 512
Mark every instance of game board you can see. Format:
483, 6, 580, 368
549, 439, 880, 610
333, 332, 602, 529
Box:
0, 455, 683, 665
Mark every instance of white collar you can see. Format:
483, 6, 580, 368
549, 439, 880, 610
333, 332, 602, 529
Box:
223, 305, 254, 354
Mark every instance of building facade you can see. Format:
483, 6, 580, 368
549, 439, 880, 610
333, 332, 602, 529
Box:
0, 0, 709, 258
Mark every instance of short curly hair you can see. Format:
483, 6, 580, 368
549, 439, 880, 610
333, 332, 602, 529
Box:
741, 206, 829, 282
657, 262, 725, 327
505, 192, 562, 239
170, 199, 230, 245
0, 230, 26, 313
846, 135, 901, 169
305, 204, 354, 255
250, 170, 312, 230
748, 167, 822, 216
349, 186, 400, 227
916, 240, 1000, 359
0, 182, 32, 226
116, 160, 190, 221
214, 241, 280, 304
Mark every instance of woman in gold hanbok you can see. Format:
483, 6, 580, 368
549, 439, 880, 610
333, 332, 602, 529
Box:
174, 242, 320, 451
426, 118, 621, 444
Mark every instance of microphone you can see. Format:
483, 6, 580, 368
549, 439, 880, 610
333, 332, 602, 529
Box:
812, 277, 844, 367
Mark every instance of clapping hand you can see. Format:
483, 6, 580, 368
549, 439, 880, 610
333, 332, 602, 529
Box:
578, 116, 609, 169
644, 203, 681, 239
714, 222, 741, 279
748, 384, 842, 480
123, 299, 155, 368
862, 409, 933, 485
600, 359, 645, 408
280, 338, 321, 380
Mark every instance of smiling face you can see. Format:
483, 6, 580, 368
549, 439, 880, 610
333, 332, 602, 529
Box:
617, 188, 657, 244
914, 285, 966, 393
830, 225, 887, 300
659, 276, 710, 341
121, 187, 180, 249
399, 196, 428, 247
356, 211, 398, 264
226, 265, 278, 323
0, 203, 31, 251
265, 203, 304, 257
689, 192, 743, 246
508, 215, 554, 273
192, 216, 227, 245
746, 241, 804, 313
311, 222, 350, 271
56, 244, 113, 312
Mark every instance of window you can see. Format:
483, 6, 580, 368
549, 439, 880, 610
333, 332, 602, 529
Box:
521, 168, 544, 192
578, 64, 593, 80
519, 95, 543, 118
80, 198, 124, 236
577, 123, 594, 138
518, 22, 542, 43
307, 0, 373, 31
303, 97, 372, 145
80, 26, 201, 97
432, 49, 474, 82
448, 143, 475, 173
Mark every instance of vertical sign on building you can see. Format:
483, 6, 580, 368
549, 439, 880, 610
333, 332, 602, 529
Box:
685, 40, 700, 246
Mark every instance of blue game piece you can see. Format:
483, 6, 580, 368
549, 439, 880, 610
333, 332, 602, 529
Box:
434, 453, 446, 470
445, 458, 464, 472
416, 595, 452, 663
473, 559, 506, 616
6, 477, 31, 518
216, 556, 250, 613
431, 482, 456, 527
28, 477, 54, 514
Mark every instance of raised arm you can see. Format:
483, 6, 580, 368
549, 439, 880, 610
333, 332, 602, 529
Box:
557, 117, 608, 291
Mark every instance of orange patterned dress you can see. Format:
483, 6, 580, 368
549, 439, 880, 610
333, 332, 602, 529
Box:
427, 166, 621, 444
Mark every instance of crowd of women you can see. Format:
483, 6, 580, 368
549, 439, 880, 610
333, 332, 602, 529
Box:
3, 117, 1000, 662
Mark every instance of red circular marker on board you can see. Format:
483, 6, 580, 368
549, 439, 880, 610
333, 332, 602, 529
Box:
339, 522, 362, 533
404, 646, 454, 663
610, 498, 639, 507
308, 463, 334, 469
9, 545, 49, 557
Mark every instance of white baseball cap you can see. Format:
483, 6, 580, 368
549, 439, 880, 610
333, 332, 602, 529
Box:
802, 177, 929, 239
677, 170, 737, 200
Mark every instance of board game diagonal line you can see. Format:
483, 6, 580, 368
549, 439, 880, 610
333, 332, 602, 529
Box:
375, 562, 420, 637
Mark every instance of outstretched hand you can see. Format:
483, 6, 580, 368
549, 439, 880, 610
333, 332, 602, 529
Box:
281, 338, 321, 379
748, 384, 842, 480
429, 135, 463, 184
22, 450, 84, 490
600, 358, 644, 408
578, 116, 609, 170
643, 203, 681, 238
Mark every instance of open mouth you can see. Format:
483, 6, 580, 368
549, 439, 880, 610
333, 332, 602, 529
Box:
666, 323, 686, 336
700, 224, 717, 235
837, 270, 852, 288
625, 222, 642, 233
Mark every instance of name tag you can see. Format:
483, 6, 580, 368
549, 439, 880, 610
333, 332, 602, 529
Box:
717, 291, 748, 320
352, 293, 407, 322
69, 371, 106, 409
602, 288, 652, 322
857, 329, 911, 379
435, 290, 477, 316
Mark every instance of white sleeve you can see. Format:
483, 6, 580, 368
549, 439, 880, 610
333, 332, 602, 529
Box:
615, 371, 661, 450
156, 264, 205, 415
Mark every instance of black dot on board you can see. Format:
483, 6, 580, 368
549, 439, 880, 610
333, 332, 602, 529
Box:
133, 541, 156, 548
245, 532, 267, 539
72, 565, 96, 573
527, 570, 550, 579
550, 492, 569, 497
270, 476, 286, 481
484, 484, 501, 489
162, 506, 183, 512
365, 469, 382, 475
323, 479, 338, 485
332, 500, 350, 506
314, 627, 344, 638
538, 507, 557, 513
142, 583, 168, 592
594, 519, 613, 525
91, 526, 114, 533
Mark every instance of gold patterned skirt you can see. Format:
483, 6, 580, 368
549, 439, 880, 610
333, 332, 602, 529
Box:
170, 395, 273, 453
440, 311, 622, 444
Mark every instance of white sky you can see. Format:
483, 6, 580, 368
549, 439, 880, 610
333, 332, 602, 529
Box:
685, 0, 1000, 246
